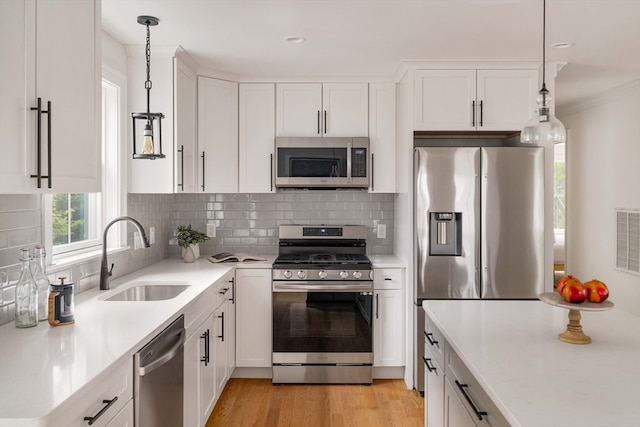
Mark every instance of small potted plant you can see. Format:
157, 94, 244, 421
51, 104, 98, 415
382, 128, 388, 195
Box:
177, 225, 209, 263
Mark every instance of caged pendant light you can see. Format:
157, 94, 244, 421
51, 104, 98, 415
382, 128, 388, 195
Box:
131, 15, 165, 159
521, 0, 566, 144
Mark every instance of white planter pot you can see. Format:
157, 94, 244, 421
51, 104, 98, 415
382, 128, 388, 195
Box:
181, 243, 200, 263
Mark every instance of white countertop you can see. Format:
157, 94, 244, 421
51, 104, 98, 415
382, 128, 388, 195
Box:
423, 300, 640, 427
0, 257, 245, 425
369, 254, 406, 268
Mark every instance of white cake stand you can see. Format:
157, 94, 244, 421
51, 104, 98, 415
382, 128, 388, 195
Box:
539, 292, 614, 344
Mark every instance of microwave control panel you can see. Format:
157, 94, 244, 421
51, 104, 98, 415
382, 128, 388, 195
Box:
352, 148, 367, 178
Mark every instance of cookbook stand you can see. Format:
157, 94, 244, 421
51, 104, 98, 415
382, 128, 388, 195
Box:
538, 292, 614, 345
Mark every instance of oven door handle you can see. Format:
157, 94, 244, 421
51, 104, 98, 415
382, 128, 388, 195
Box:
273, 282, 373, 292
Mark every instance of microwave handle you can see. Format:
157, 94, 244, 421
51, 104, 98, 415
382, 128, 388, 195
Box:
371, 153, 374, 191
346, 140, 352, 183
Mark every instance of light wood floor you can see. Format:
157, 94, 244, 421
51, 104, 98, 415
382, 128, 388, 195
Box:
206, 378, 423, 427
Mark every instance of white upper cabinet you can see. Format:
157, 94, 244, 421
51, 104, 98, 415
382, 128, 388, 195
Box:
197, 76, 238, 193
368, 83, 396, 193
276, 83, 368, 137
414, 69, 538, 131
0, 0, 101, 193
174, 56, 198, 193
239, 83, 276, 193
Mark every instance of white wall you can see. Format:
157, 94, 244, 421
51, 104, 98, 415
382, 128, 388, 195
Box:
102, 31, 127, 76
561, 80, 640, 316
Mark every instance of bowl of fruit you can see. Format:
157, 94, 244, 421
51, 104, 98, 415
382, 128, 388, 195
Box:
539, 275, 613, 344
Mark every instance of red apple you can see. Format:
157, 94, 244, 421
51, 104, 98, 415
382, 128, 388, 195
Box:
583, 279, 609, 303
557, 275, 582, 295
561, 282, 586, 304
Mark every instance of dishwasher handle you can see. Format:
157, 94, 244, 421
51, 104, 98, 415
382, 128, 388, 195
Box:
139, 328, 186, 377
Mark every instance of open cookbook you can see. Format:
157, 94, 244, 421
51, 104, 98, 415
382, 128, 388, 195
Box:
207, 252, 267, 263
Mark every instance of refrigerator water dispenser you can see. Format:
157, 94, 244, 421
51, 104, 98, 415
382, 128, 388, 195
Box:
429, 212, 462, 256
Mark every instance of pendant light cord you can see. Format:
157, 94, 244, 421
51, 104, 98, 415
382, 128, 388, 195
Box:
145, 21, 152, 115
540, 0, 548, 95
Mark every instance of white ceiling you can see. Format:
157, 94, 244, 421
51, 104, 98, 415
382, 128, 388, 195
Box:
102, 0, 640, 111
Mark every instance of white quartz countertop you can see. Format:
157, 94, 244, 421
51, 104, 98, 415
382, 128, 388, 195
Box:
423, 299, 640, 427
369, 254, 406, 268
0, 257, 249, 425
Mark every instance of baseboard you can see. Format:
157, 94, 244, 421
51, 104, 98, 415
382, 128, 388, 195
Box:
232, 367, 272, 379
373, 366, 405, 379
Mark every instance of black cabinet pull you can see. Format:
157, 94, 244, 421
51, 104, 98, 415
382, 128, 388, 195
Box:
218, 312, 225, 342
219, 287, 229, 295
323, 110, 327, 134
270, 153, 273, 191
83, 396, 118, 425
317, 110, 320, 134
229, 277, 235, 304
424, 331, 438, 346
30, 98, 52, 188
201, 151, 205, 191
200, 329, 210, 365
177, 144, 184, 191
471, 100, 475, 127
479, 100, 484, 127
422, 357, 436, 372
455, 380, 488, 421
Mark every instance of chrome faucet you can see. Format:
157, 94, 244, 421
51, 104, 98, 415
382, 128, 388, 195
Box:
100, 216, 150, 290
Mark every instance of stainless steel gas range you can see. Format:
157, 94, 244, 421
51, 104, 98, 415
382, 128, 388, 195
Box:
272, 225, 373, 384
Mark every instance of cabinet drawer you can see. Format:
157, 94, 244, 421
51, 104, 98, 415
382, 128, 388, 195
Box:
447, 349, 509, 427
216, 271, 234, 308
49, 357, 133, 427
425, 315, 446, 370
373, 268, 403, 290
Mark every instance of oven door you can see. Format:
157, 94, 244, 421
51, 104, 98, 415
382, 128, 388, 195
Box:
272, 281, 373, 355
272, 281, 373, 383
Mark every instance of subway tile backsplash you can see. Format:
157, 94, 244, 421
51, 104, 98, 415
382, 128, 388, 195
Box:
0, 190, 394, 326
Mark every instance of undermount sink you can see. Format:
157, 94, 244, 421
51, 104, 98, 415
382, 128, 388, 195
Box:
103, 281, 190, 302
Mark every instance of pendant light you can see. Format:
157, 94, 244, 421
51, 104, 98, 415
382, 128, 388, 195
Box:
132, 15, 165, 159
520, 0, 566, 144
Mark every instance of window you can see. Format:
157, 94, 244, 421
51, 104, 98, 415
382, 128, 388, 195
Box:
554, 142, 566, 233
45, 67, 127, 260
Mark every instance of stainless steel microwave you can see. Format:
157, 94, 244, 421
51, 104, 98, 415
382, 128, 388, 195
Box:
275, 137, 369, 188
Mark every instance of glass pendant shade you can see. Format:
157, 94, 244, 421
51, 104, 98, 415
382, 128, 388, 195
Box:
521, 91, 567, 144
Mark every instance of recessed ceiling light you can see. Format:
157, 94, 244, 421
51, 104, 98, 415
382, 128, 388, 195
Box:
551, 42, 574, 49
283, 36, 306, 44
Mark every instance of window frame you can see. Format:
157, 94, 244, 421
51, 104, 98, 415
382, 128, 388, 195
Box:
43, 65, 128, 264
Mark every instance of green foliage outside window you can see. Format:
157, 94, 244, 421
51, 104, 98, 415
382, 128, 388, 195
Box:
52, 194, 89, 246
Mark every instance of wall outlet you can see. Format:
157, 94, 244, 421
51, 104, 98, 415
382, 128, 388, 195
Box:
377, 223, 387, 239
149, 227, 155, 245
206, 223, 216, 238
134, 232, 142, 249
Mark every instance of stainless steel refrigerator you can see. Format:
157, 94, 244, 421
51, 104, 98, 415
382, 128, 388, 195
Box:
413, 145, 545, 393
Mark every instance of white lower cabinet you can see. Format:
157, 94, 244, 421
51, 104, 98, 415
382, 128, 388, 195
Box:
184, 269, 236, 427
235, 269, 272, 368
105, 399, 134, 427
424, 314, 509, 427
50, 357, 133, 427
373, 268, 404, 367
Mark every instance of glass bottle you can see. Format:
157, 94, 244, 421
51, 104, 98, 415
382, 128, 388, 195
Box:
31, 245, 49, 321
15, 248, 38, 328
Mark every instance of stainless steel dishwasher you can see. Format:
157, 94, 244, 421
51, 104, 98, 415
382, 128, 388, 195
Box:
135, 315, 185, 427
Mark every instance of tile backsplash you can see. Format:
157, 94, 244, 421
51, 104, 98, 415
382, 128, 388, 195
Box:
0, 190, 394, 326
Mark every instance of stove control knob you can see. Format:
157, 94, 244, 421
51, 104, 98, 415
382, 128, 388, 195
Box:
318, 270, 328, 279
283, 270, 293, 279
297, 270, 306, 279
353, 271, 362, 279
340, 271, 349, 279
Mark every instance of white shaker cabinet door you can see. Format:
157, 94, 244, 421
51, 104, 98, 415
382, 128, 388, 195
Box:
276, 83, 322, 137
239, 83, 276, 193
476, 69, 538, 131
414, 70, 476, 131
322, 83, 369, 137
1, 0, 101, 193
174, 57, 198, 193
197, 76, 238, 193
235, 269, 272, 368
369, 83, 396, 193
